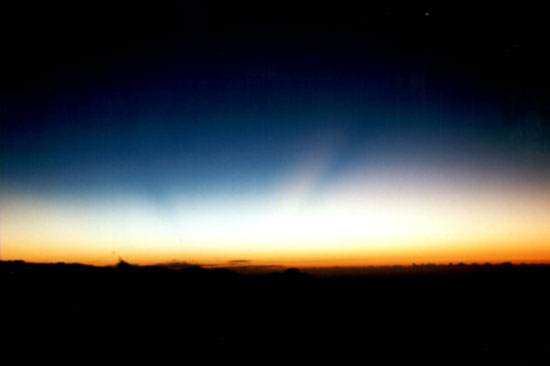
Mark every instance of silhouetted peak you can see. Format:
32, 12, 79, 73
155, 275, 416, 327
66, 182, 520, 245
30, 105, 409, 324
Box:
116, 259, 133, 269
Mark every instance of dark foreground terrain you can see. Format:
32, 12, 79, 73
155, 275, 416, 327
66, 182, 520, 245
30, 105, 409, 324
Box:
3, 261, 549, 363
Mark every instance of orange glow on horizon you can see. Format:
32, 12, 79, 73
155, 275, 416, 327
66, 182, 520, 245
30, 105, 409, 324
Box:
2, 166, 549, 267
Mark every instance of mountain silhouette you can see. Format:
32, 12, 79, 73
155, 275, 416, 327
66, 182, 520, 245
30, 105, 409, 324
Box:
2, 260, 549, 362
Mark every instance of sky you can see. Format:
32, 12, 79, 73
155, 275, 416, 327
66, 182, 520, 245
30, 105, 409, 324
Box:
1, 2, 549, 266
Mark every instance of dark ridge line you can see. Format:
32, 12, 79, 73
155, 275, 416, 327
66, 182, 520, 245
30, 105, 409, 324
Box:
3, 259, 550, 278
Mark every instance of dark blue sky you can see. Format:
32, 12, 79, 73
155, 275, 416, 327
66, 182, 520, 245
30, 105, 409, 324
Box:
2, 2, 550, 198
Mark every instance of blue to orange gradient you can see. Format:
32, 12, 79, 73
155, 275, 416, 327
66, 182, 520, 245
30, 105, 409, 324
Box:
2, 135, 549, 266
1, 15, 549, 267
